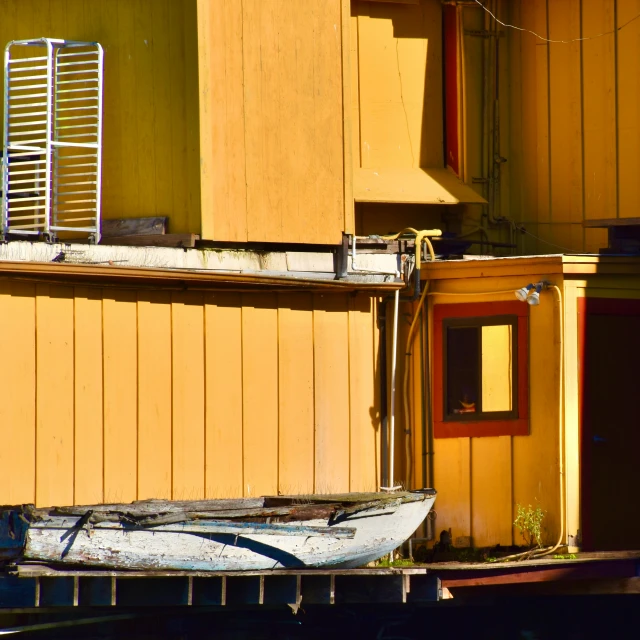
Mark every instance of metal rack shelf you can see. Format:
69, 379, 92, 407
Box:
1, 38, 103, 243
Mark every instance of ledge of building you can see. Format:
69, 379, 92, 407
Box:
420, 253, 640, 280
0, 241, 404, 292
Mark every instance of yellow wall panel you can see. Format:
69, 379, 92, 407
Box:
35, 285, 74, 507
512, 291, 561, 546
172, 293, 206, 500
0, 283, 383, 509
132, 0, 157, 214
505, 0, 636, 251
432, 438, 471, 543
471, 437, 512, 547
137, 291, 172, 500
242, 294, 279, 497
74, 288, 104, 505
353, 0, 443, 170
204, 294, 244, 498
151, 0, 174, 219
582, 0, 617, 221
277, 293, 315, 495
548, 1, 583, 224
197, 0, 344, 243
533, 1, 551, 226
197, 0, 247, 241
103, 291, 138, 503
242, 0, 283, 243
349, 294, 380, 492
616, 0, 640, 219
182, 0, 203, 234
313, 294, 350, 493
0, 282, 36, 504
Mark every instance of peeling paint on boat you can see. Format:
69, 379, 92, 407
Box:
19, 494, 436, 571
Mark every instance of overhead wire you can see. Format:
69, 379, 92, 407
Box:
473, 0, 640, 44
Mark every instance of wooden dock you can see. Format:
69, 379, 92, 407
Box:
426, 551, 640, 601
0, 567, 441, 609
1, 552, 638, 612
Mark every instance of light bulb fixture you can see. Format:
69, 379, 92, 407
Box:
515, 284, 534, 302
515, 281, 551, 306
528, 285, 542, 306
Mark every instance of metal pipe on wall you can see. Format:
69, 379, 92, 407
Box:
389, 288, 400, 488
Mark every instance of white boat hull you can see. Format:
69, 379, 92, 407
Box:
23, 494, 435, 571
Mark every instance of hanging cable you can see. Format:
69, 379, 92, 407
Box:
473, 0, 640, 44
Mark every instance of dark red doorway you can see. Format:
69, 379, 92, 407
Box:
579, 297, 640, 551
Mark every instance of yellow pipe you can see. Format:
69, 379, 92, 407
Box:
380, 228, 441, 271
402, 281, 431, 489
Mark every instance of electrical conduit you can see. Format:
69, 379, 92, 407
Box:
379, 229, 440, 490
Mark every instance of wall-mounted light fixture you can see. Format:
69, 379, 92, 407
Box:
515, 281, 550, 306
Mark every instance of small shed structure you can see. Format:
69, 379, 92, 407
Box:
413, 254, 640, 552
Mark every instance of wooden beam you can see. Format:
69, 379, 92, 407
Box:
101, 217, 167, 237
451, 577, 640, 600
438, 559, 638, 588
583, 217, 640, 227
101, 234, 199, 248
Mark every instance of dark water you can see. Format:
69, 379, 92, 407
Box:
5, 595, 640, 639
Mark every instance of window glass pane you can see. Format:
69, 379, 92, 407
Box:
446, 326, 479, 415
481, 324, 513, 412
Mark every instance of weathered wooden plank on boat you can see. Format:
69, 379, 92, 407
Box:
44, 504, 339, 526
44, 497, 266, 516
31, 519, 356, 539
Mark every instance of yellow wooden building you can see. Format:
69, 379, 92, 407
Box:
0, 0, 638, 554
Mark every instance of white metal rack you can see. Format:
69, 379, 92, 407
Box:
1, 38, 103, 243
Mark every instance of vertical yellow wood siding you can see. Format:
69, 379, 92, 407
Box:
0, 284, 381, 506
412, 277, 563, 548
196, 0, 345, 244
351, 0, 443, 170
506, 0, 638, 254
0, 0, 201, 234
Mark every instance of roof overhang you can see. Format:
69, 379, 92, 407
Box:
0, 260, 404, 293
420, 255, 640, 280
354, 167, 487, 205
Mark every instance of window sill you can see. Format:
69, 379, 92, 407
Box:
434, 419, 529, 439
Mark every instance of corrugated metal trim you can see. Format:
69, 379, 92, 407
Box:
0, 260, 404, 292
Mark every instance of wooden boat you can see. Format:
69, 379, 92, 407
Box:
0, 490, 436, 571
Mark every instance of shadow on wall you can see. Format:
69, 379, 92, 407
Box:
352, 0, 444, 171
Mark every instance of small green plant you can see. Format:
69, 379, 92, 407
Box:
375, 556, 415, 568
513, 502, 546, 549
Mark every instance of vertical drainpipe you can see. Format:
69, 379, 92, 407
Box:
379, 300, 389, 488
389, 288, 400, 488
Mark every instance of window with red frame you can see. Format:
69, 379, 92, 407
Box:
433, 301, 529, 438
